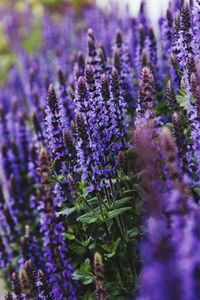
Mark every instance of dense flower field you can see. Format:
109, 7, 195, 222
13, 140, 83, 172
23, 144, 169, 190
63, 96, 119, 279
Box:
0, 0, 200, 299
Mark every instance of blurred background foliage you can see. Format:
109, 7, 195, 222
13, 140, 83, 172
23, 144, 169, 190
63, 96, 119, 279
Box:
0, 0, 93, 85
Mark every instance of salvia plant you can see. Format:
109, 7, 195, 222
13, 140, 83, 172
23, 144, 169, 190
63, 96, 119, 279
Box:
0, 0, 200, 299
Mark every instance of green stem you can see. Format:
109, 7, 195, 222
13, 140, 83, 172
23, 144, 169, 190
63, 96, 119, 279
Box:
97, 193, 104, 218
109, 178, 115, 203
103, 224, 111, 244
127, 243, 137, 279
85, 200, 99, 216
119, 215, 127, 239
114, 218, 126, 243
115, 253, 126, 287
103, 184, 112, 206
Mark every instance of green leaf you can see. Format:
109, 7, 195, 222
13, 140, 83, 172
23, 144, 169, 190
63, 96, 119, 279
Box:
127, 228, 139, 240
62, 232, 76, 240
121, 189, 135, 195
73, 270, 93, 285
101, 239, 120, 257
177, 89, 187, 96
70, 244, 87, 256
166, 122, 174, 131
176, 95, 187, 108
114, 197, 132, 208
56, 207, 76, 217
155, 102, 168, 115
101, 244, 111, 253
9, 243, 20, 251
107, 207, 132, 220
77, 181, 88, 198
184, 124, 193, 140
77, 212, 99, 224
88, 196, 98, 202
50, 174, 66, 183
80, 259, 92, 273
105, 241, 121, 258
105, 252, 117, 259
113, 239, 120, 252
88, 243, 96, 250
82, 291, 95, 300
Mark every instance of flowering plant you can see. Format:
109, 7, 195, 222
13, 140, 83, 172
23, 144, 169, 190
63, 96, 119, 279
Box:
0, 0, 200, 299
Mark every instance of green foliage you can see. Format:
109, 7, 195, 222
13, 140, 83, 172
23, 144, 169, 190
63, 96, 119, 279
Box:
58, 168, 143, 298
73, 259, 93, 285
176, 94, 188, 108
57, 207, 76, 217
155, 102, 169, 116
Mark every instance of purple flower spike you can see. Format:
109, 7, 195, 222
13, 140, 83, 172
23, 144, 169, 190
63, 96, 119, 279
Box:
46, 84, 66, 167
75, 112, 94, 182
24, 260, 38, 299
137, 66, 159, 129
87, 29, 101, 81
38, 146, 76, 299
166, 80, 180, 112
37, 269, 55, 300
113, 31, 136, 108
57, 67, 74, 129
11, 272, 23, 300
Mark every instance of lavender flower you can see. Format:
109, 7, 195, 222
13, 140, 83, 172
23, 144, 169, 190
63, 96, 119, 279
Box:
75, 112, 94, 183
24, 260, 38, 299
0, 234, 9, 270
166, 80, 180, 112
113, 31, 135, 108
37, 270, 55, 300
190, 0, 200, 58
45, 84, 71, 204
38, 146, 76, 299
171, 111, 188, 172
190, 72, 200, 116
110, 67, 127, 147
136, 66, 160, 135
11, 272, 23, 300
87, 29, 101, 81
57, 67, 74, 129
20, 226, 44, 270
1, 2, 200, 299
45, 84, 66, 168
